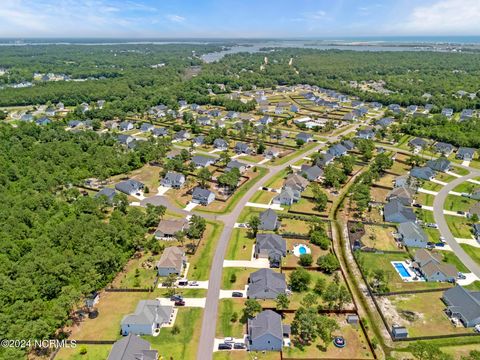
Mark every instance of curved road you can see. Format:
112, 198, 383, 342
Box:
433, 170, 480, 278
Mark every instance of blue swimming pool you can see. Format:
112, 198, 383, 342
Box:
298, 245, 308, 255
393, 262, 411, 278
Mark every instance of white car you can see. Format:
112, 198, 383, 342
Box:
440, 236, 446, 243
224, 337, 234, 343
475, 324, 480, 333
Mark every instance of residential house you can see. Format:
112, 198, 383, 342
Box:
115, 179, 144, 196
327, 144, 348, 157
234, 142, 251, 155
247, 269, 287, 299
457, 147, 476, 161
434, 142, 455, 156
427, 158, 451, 173
407, 105, 418, 113
36, 117, 52, 126
316, 153, 335, 168
193, 136, 205, 146
105, 120, 118, 131
161, 172, 185, 189
460, 109, 474, 121
394, 174, 418, 189
247, 310, 287, 351
45, 107, 56, 117
342, 140, 355, 151
97, 100, 105, 109
259, 209, 279, 231
470, 189, 480, 201
68, 120, 84, 129
152, 127, 168, 137
273, 187, 300, 206
397, 222, 428, 248
224, 111, 238, 120
213, 138, 228, 150
290, 105, 299, 113
443, 286, 480, 327
156, 246, 186, 275
121, 300, 173, 336
255, 234, 286, 268
226, 160, 247, 173
264, 147, 281, 159
178, 100, 187, 107
410, 166, 436, 181
192, 156, 216, 168
343, 112, 357, 121
95, 188, 117, 204
296, 132, 313, 143
300, 165, 324, 181
197, 116, 211, 126
140, 123, 154, 133
259, 115, 273, 125
107, 334, 158, 360
356, 127, 376, 139
376, 117, 394, 128
119, 121, 134, 131
191, 187, 215, 205
473, 224, 480, 241
468, 203, 480, 219
284, 173, 309, 192
118, 134, 135, 146
413, 249, 457, 282
409, 137, 428, 151
441, 108, 454, 117
384, 199, 417, 223
387, 186, 415, 206
370, 102, 383, 110
173, 130, 190, 141
20, 113, 34, 122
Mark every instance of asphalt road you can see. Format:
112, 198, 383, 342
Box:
432, 170, 480, 279
196, 125, 360, 359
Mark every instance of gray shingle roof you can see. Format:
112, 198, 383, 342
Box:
115, 179, 145, 195
107, 334, 157, 360
426, 158, 451, 172
443, 286, 480, 325
410, 166, 435, 180
247, 269, 286, 299
259, 209, 278, 231
248, 310, 283, 342
398, 221, 428, 243
121, 300, 173, 326
384, 199, 417, 223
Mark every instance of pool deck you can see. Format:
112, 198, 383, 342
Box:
391, 261, 425, 282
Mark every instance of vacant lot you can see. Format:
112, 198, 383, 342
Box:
445, 215, 474, 239
216, 299, 246, 339
444, 194, 477, 212
461, 244, 480, 266
249, 190, 277, 204
56, 345, 111, 360
222, 267, 253, 290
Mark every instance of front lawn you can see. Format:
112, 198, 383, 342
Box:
444, 194, 477, 212
188, 220, 224, 280
225, 228, 254, 261
460, 244, 480, 266
445, 216, 474, 239
147, 308, 203, 360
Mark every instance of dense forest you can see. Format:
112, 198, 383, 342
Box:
2, 45, 480, 112
0, 124, 169, 359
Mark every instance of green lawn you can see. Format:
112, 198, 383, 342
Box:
415, 192, 434, 207
56, 345, 111, 360
146, 308, 203, 360
222, 267, 252, 290
453, 182, 479, 194
237, 207, 263, 223
440, 251, 469, 273
415, 209, 435, 224
460, 244, 480, 266
420, 181, 443, 192
225, 228, 254, 261
444, 194, 477, 212
269, 142, 318, 166
445, 215, 474, 239
249, 190, 277, 204
189, 220, 224, 280
216, 299, 246, 338
263, 168, 288, 188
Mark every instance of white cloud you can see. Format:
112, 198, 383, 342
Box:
166, 14, 186, 23
399, 0, 480, 34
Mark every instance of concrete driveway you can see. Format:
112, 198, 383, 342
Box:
158, 297, 206, 308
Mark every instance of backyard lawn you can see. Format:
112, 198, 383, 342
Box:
56, 345, 111, 360
111, 251, 159, 289
360, 225, 400, 252
388, 292, 473, 337
279, 218, 311, 235
283, 315, 374, 359
213, 352, 280, 360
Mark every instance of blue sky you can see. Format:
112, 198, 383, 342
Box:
0, 0, 479, 38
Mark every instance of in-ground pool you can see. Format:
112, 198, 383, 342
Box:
393, 262, 411, 278
293, 244, 311, 257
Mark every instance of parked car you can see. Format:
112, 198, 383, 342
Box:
233, 343, 247, 350
426, 223, 438, 229
426, 242, 435, 249
413, 203, 422, 208
178, 279, 189, 286
218, 343, 233, 350
435, 242, 445, 247
189, 281, 199, 286
440, 236, 446, 243
232, 291, 244, 298
458, 273, 467, 280
457, 211, 465, 215
474, 324, 480, 333
170, 294, 183, 302
174, 300, 186, 306
224, 337, 234, 343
